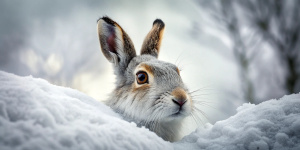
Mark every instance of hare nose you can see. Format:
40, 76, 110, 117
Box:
171, 87, 188, 107
172, 98, 187, 107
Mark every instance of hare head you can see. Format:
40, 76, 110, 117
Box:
97, 16, 193, 142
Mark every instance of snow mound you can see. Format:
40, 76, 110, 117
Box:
0, 71, 299, 150
0, 71, 171, 150
175, 94, 300, 150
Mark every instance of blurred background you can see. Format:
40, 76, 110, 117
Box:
0, 0, 299, 124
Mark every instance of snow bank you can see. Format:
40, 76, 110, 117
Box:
0, 71, 171, 150
175, 94, 300, 150
0, 71, 299, 150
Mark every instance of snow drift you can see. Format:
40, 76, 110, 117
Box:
0, 71, 171, 150
0, 71, 299, 150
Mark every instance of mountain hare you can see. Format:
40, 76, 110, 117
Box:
97, 16, 194, 142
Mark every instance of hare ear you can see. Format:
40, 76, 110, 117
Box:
97, 17, 136, 74
140, 19, 165, 58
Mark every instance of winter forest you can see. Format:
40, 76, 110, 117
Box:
0, 0, 300, 149
197, 0, 300, 104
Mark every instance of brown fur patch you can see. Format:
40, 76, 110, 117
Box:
171, 88, 187, 101
176, 67, 180, 75
132, 84, 150, 93
139, 64, 153, 74
156, 27, 165, 54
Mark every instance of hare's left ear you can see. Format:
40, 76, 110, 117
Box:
97, 17, 136, 74
140, 19, 165, 58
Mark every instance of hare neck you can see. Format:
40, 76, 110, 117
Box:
134, 118, 183, 142
150, 120, 183, 142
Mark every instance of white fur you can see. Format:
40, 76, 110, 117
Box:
98, 17, 194, 142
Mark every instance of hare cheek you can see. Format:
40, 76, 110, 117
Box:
132, 84, 150, 94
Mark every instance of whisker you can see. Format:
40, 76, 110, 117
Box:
189, 89, 214, 94
194, 103, 217, 110
175, 51, 184, 66
189, 85, 214, 94
193, 107, 209, 122
192, 111, 205, 126
190, 94, 214, 97
193, 100, 215, 104
190, 112, 201, 127
193, 101, 214, 106
191, 96, 215, 100
191, 96, 218, 101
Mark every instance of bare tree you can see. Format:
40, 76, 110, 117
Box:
237, 0, 300, 94
197, 0, 258, 103
197, 0, 300, 102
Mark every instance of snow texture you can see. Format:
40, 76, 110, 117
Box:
0, 71, 299, 150
0, 71, 171, 150
175, 95, 300, 150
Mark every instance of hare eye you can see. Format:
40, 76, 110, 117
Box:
136, 71, 148, 84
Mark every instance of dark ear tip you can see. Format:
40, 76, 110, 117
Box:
153, 19, 165, 27
97, 16, 116, 26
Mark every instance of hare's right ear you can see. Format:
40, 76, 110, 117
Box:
140, 19, 165, 58
97, 17, 136, 74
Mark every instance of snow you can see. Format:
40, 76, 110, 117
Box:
0, 71, 171, 150
175, 94, 300, 150
0, 70, 299, 150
